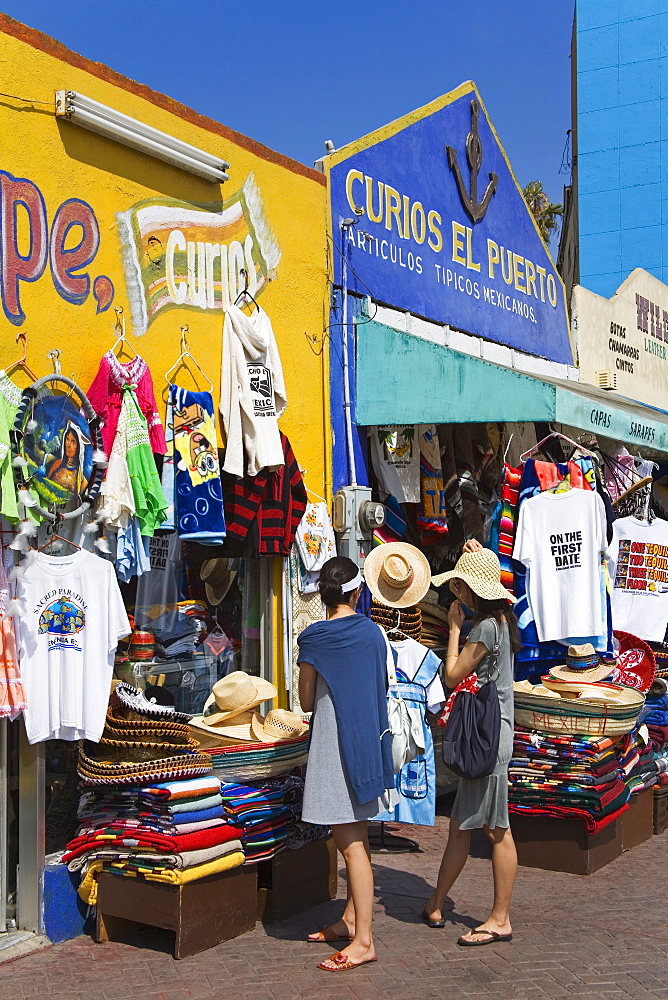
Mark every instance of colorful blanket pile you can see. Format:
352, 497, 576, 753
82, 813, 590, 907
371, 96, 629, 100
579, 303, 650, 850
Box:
221, 782, 291, 862
508, 727, 630, 832
64, 774, 244, 903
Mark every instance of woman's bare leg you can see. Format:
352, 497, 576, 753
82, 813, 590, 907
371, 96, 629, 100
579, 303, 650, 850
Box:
424, 818, 471, 921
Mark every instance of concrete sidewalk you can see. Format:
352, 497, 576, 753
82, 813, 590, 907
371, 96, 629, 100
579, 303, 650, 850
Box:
2, 803, 666, 1000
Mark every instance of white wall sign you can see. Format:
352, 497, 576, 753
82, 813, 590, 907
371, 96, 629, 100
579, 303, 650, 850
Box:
573, 268, 668, 412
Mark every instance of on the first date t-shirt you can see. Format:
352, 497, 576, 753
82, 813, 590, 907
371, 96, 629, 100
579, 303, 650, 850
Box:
15, 549, 131, 744
513, 488, 607, 642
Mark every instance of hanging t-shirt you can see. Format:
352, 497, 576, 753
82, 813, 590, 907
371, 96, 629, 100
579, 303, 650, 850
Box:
15, 550, 131, 744
369, 426, 420, 503
513, 489, 607, 642
607, 516, 668, 642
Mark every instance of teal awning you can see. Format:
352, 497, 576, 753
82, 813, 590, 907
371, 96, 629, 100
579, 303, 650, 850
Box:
355, 319, 668, 452
355, 321, 555, 425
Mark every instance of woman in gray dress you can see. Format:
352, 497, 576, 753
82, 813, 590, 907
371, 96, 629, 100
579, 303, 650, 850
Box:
298, 556, 395, 972
423, 543, 521, 946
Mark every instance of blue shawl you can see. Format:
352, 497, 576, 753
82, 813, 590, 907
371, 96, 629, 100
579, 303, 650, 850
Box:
298, 615, 393, 805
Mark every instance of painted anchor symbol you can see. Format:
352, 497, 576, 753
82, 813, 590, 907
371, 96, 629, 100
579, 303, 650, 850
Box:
446, 99, 498, 223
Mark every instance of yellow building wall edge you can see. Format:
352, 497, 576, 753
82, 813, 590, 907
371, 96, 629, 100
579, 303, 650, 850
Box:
0, 22, 331, 705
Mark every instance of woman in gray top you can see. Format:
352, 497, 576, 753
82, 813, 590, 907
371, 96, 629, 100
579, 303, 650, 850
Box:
423, 542, 520, 947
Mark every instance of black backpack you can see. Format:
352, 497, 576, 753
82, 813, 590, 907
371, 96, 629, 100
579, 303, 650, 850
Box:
442, 620, 501, 780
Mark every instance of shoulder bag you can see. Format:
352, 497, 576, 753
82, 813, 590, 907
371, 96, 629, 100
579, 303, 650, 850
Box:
441, 619, 501, 780
378, 626, 426, 773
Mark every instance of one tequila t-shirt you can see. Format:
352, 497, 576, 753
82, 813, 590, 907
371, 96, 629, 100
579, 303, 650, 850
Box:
608, 516, 668, 642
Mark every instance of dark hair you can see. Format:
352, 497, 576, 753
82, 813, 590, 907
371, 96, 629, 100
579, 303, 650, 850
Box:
318, 556, 359, 610
470, 595, 522, 653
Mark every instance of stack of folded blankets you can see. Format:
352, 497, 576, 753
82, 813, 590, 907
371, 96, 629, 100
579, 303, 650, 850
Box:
625, 679, 668, 794
66, 684, 245, 904
220, 783, 291, 862
508, 728, 631, 833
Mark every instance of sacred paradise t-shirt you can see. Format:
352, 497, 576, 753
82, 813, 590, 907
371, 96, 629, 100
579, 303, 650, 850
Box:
16, 550, 131, 744
608, 516, 668, 642
513, 489, 607, 642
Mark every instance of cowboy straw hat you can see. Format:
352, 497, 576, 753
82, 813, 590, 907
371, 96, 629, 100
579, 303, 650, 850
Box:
549, 644, 615, 685
189, 709, 261, 742
364, 542, 432, 609
201, 558, 238, 606
431, 548, 516, 603
250, 709, 307, 743
192, 671, 277, 727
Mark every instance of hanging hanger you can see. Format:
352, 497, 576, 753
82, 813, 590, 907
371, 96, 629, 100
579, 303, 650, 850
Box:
234, 268, 260, 313
164, 326, 213, 391
110, 307, 137, 361
520, 429, 597, 463
5, 332, 38, 381
38, 525, 82, 554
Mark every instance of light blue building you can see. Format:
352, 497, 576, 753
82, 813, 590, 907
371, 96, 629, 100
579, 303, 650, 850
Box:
574, 1, 668, 298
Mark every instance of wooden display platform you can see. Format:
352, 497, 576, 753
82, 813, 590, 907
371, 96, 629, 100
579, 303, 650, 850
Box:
257, 836, 337, 923
95, 863, 257, 959
621, 787, 654, 851
510, 813, 622, 875
654, 785, 668, 835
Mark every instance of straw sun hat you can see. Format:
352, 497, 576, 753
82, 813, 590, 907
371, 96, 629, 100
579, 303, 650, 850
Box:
251, 709, 307, 742
549, 643, 615, 685
189, 671, 277, 735
431, 548, 516, 603
364, 542, 431, 609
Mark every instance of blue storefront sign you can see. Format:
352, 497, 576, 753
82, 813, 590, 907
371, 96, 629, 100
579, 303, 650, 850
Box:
326, 82, 573, 365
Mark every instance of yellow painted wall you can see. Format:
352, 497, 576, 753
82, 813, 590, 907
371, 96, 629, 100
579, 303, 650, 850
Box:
0, 15, 330, 503
0, 16, 331, 707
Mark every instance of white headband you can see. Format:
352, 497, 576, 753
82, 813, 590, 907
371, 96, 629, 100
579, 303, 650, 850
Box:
341, 570, 364, 593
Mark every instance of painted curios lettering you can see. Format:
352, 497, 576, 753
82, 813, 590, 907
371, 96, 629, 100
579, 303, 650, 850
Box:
0, 170, 114, 324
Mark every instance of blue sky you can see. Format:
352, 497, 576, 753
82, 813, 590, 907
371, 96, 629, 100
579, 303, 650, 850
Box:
3, 1, 574, 214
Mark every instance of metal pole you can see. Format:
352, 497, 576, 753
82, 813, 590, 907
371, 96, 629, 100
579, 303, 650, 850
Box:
0, 718, 6, 933
17, 722, 44, 935
341, 226, 358, 486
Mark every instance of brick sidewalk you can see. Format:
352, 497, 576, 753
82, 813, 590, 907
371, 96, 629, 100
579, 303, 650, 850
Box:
2, 803, 667, 1000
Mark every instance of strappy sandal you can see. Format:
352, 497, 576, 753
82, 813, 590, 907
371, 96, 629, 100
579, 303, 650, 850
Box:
307, 925, 354, 944
317, 951, 378, 972
457, 929, 513, 947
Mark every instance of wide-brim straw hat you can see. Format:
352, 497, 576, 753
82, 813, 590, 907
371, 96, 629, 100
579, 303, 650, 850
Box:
364, 542, 432, 609
193, 671, 278, 726
549, 643, 614, 684
431, 548, 516, 603
250, 709, 307, 743
189, 709, 260, 742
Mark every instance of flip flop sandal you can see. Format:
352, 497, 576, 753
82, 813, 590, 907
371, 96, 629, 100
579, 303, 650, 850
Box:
457, 930, 513, 947
317, 951, 378, 972
307, 925, 354, 943
422, 908, 445, 929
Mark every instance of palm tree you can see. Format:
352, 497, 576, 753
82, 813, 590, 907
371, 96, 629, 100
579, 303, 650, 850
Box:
523, 180, 563, 244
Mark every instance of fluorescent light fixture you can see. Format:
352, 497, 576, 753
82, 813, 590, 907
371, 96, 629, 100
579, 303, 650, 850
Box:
55, 91, 229, 183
